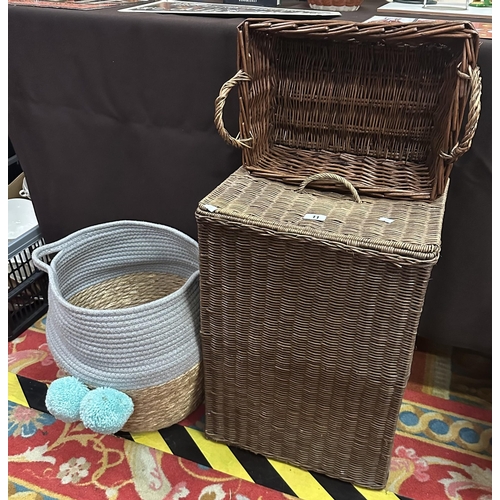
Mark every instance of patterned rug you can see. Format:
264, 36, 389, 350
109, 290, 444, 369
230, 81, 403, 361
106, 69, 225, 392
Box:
8, 316, 492, 500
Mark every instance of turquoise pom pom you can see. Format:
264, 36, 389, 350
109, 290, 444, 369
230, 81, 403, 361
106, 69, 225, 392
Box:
80, 387, 134, 435
45, 376, 90, 423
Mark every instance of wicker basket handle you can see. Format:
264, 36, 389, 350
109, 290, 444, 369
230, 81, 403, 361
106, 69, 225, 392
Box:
440, 65, 482, 163
297, 173, 362, 203
214, 70, 253, 149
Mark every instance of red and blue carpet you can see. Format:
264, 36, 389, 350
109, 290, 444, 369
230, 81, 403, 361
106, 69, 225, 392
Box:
8, 316, 491, 500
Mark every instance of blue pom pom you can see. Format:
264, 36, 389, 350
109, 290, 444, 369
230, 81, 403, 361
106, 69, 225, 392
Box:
45, 377, 90, 423
80, 387, 134, 435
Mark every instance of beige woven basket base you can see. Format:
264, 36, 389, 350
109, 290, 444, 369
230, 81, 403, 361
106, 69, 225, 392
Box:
53, 272, 205, 432
69, 272, 188, 310
56, 363, 204, 432
123, 362, 204, 432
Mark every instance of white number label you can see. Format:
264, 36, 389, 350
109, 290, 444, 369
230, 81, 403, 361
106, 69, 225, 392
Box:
304, 214, 326, 222
378, 217, 394, 224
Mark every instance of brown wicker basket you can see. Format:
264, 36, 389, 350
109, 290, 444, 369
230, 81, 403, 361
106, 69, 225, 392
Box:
215, 19, 481, 201
195, 167, 448, 489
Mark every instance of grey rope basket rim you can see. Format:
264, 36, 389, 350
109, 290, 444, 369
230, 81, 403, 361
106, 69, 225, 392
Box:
32, 220, 200, 314
44, 269, 200, 315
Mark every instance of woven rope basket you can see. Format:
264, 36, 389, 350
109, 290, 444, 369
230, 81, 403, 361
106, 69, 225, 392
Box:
215, 19, 481, 201
32, 220, 203, 432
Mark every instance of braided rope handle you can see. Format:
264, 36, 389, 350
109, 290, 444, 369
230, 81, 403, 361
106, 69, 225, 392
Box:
32, 240, 67, 273
32, 220, 200, 275
32, 224, 117, 274
298, 172, 362, 203
214, 70, 253, 149
440, 65, 482, 163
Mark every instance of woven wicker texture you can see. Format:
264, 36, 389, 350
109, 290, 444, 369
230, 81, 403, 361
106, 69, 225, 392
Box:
195, 168, 448, 488
214, 19, 481, 201
32, 220, 204, 432
123, 363, 203, 432
68, 272, 188, 310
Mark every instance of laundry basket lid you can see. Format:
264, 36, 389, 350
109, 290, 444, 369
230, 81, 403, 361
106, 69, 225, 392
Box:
197, 167, 447, 264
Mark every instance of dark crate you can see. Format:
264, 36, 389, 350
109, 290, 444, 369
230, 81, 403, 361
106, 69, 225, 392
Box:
8, 227, 51, 341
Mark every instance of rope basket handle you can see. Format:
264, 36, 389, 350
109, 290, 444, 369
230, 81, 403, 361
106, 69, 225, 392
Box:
31, 221, 141, 274
297, 173, 362, 203
31, 220, 199, 276
440, 65, 482, 163
32, 240, 67, 274
214, 70, 253, 149
32, 230, 101, 274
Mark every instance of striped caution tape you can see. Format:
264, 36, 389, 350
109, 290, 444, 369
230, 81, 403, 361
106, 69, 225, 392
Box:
8, 372, 412, 500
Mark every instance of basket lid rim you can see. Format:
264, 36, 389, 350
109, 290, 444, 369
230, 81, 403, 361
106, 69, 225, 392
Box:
197, 167, 446, 263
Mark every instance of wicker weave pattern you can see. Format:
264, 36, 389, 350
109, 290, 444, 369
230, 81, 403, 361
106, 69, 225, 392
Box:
68, 272, 188, 310
199, 167, 446, 264
215, 19, 481, 201
195, 168, 447, 488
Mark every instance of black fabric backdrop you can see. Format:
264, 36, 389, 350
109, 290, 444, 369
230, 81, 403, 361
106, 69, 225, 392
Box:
8, 1, 492, 354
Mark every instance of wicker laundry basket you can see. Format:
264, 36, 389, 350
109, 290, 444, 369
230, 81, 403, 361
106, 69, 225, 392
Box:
215, 19, 481, 201
32, 220, 203, 433
195, 168, 448, 489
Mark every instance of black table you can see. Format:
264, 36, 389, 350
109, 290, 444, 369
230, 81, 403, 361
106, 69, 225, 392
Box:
8, 0, 492, 354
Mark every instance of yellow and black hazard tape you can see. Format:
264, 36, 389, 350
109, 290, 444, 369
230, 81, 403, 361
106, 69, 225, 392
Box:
9, 372, 412, 500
